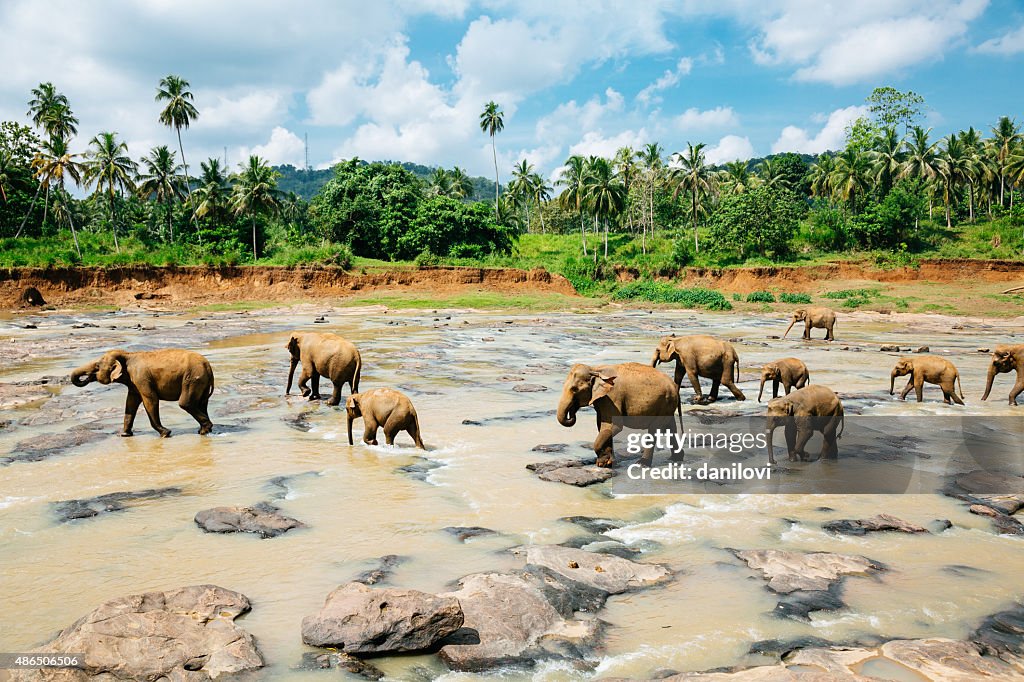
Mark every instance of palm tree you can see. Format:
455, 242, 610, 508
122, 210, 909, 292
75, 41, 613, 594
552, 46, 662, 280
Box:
870, 126, 904, 198
557, 155, 589, 256
479, 101, 504, 219
669, 142, 714, 254
137, 145, 184, 242
638, 143, 663, 248
194, 157, 230, 221
614, 146, 638, 234
0, 149, 13, 203
531, 171, 552, 234
756, 158, 786, 190
937, 135, 971, 229
428, 167, 453, 197
26, 83, 68, 131
830, 148, 872, 214
991, 116, 1021, 208
82, 132, 136, 252
510, 159, 535, 230
718, 160, 753, 195
156, 75, 200, 234
30, 136, 84, 256
583, 156, 625, 257
809, 155, 836, 204
449, 167, 473, 199
230, 155, 282, 261
19, 84, 78, 237
900, 126, 940, 219
958, 127, 982, 222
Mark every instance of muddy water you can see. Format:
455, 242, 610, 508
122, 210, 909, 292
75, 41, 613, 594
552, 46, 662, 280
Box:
1, 306, 1023, 680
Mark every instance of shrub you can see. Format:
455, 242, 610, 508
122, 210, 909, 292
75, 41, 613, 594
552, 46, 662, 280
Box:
779, 292, 812, 304
823, 288, 876, 300
805, 206, 848, 250
732, 293, 742, 301
670, 237, 693, 269
745, 291, 776, 303
612, 281, 733, 310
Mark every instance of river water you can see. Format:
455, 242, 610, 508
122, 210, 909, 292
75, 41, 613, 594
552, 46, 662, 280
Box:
1, 305, 1022, 680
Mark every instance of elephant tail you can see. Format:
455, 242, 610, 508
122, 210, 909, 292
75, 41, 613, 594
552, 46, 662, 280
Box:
734, 354, 740, 383
413, 414, 426, 450
957, 372, 964, 400
352, 353, 362, 393
207, 377, 215, 399
837, 412, 845, 439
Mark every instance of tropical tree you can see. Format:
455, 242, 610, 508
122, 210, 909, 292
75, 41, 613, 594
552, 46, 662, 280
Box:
510, 159, 536, 230
0, 149, 12, 203
830, 148, 872, 214
637, 142, 663, 249
556, 154, 589, 256
26, 83, 68, 131
82, 131, 136, 251
718, 160, 753, 195
194, 157, 230, 221
900, 126, 940, 219
30, 135, 84, 255
991, 116, 1021, 208
531, 171, 552, 234
809, 155, 836, 204
936, 135, 971, 229
449, 166, 473, 199
156, 75, 200, 232
582, 156, 625, 257
136, 145, 184, 241
428, 167, 453, 197
958, 127, 982, 221
230, 155, 282, 261
479, 101, 504, 218
614, 146, 638, 232
870, 126, 904, 198
669, 142, 714, 253
19, 83, 78, 237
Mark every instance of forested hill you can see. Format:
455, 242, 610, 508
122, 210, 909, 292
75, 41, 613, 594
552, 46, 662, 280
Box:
275, 161, 497, 201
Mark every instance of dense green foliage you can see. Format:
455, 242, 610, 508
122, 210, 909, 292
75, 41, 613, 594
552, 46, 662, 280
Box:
612, 282, 733, 310
707, 187, 801, 259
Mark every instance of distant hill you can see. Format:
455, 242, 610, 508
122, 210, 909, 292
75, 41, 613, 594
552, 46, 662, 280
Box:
274, 161, 499, 202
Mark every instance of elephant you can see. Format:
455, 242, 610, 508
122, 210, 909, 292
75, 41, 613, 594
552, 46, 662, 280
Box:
557, 362, 681, 468
70, 349, 214, 438
890, 356, 964, 405
346, 388, 425, 449
783, 307, 836, 341
981, 344, 1024, 406
758, 358, 810, 401
651, 335, 745, 404
286, 331, 361, 406
764, 385, 844, 465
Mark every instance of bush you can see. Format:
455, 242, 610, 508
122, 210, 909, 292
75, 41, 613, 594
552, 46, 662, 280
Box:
745, 291, 776, 303
805, 206, 848, 250
670, 237, 693, 268
823, 288, 876, 299
779, 292, 812, 304
706, 186, 800, 259
612, 281, 733, 310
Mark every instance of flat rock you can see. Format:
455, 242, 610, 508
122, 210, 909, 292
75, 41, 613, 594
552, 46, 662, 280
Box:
297, 652, 385, 679
527, 457, 596, 473
352, 554, 407, 585
0, 382, 53, 410
822, 514, 928, 536
55, 488, 182, 522
6, 427, 107, 464
532, 443, 568, 453
915, 346, 930, 353
520, 545, 671, 594
733, 549, 883, 594
301, 582, 464, 654
512, 383, 549, 392
194, 503, 304, 538
443, 526, 497, 542
561, 516, 622, 534
8, 585, 263, 681
879, 345, 900, 352
538, 466, 615, 487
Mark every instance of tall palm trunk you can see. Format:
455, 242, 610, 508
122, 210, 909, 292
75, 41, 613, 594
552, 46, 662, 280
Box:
251, 214, 258, 261
579, 214, 587, 257
491, 137, 499, 220
15, 181, 44, 238
968, 183, 975, 223
692, 192, 700, 254
538, 203, 546, 234
42, 185, 50, 233
65, 199, 81, 258
603, 217, 608, 257
109, 192, 120, 252
176, 127, 200, 241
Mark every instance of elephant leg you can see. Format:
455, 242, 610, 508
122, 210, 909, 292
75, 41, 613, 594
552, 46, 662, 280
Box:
180, 384, 213, 434
914, 376, 925, 402
784, 421, 798, 461
793, 424, 814, 461
382, 412, 407, 446
899, 377, 914, 400
308, 371, 323, 401
327, 381, 342, 407
825, 324, 834, 341
820, 421, 839, 459
297, 364, 312, 397
362, 418, 379, 446
803, 322, 811, 340
594, 422, 622, 468
708, 377, 722, 402
722, 376, 746, 400
685, 367, 704, 402
121, 389, 142, 437
1010, 376, 1024, 406
141, 392, 170, 438
197, 389, 214, 433
775, 378, 783, 398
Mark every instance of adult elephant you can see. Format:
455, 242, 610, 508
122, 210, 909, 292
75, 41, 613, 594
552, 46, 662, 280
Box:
890, 356, 964, 405
981, 344, 1024, 406
783, 307, 836, 341
651, 334, 745, 403
286, 331, 361, 406
557, 362, 681, 468
764, 385, 844, 465
70, 349, 214, 437
758, 358, 810, 401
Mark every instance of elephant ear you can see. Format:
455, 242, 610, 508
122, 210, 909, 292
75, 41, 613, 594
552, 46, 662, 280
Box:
589, 372, 617, 405
108, 357, 125, 382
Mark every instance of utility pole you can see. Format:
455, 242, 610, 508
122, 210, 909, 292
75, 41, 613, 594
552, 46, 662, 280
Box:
223, 146, 228, 169
304, 132, 309, 171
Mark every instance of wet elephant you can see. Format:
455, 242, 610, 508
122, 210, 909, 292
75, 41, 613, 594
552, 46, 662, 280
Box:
286, 331, 361, 406
70, 349, 214, 437
890, 356, 964, 405
783, 307, 836, 341
651, 334, 745, 404
346, 388, 425, 449
758, 358, 810, 401
764, 385, 844, 465
981, 344, 1024, 406
557, 362, 681, 468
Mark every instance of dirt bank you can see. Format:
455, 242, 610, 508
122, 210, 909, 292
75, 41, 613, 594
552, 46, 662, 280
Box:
0, 265, 577, 309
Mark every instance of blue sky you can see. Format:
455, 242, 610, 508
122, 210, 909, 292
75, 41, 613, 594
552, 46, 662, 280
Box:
1, 0, 1022, 182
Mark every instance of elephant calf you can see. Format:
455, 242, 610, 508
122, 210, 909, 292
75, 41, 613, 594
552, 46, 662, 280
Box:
890, 356, 964, 405
651, 334, 745, 404
783, 307, 836, 341
758, 358, 810, 401
286, 331, 362, 406
70, 349, 214, 437
346, 388, 425, 449
764, 385, 844, 465
981, 344, 1024, 406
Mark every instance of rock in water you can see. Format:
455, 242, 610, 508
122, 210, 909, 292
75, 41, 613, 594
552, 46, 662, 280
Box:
732, 549, 883, 594
822, 513, 928, 536
527, 457, 614, 486
21, 286, 45, 307
301, 582, 464, 653
8, 585, 263, 681
521, 545, 671, 594
194, 502, 304, 538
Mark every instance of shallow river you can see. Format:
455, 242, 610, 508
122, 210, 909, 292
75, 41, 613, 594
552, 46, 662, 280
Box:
1, 305, 1022, 680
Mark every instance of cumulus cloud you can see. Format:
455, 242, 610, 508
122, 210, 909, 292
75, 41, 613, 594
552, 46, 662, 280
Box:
704, 134, 755, 164
974, 24, 1024, 55
197, 90, 290, 131
771, 105, 869, 154
636, 57, 693, 106
535, 88, 624, 141
568, 129, 651, 159
237, 126, 305, 167
675, 106, 738, 131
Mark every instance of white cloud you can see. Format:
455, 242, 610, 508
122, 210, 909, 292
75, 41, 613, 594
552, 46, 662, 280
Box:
675, 106, 738, 131
237, 126, 305, 167
771, 105, 869, 154
535, 88, 623, 141
704, 134, 755, 164
568, 129, 650, 159
974, 24, 1024, 55
636, 57, 693, 105
197, 90, 290, 130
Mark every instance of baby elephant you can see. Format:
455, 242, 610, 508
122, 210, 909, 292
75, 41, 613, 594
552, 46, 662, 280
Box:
765, 385, 844, 464
346, 388, 425, 449
890, 356, 964, 405
70, 349, 214, 437
758, 358, 810, 401
286, 331, 361, 406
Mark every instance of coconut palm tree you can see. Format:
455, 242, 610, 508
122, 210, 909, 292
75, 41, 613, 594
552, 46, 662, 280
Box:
614, 146, 639, 233
637, 143, 664, 249
479, 101, 504, 219
991, 116, 1022, 208
809, 155, 836, 204
870, 126, 904, 198
531, 171, 552, 234
583, 156, 625, 257
19, 84, 78, 236
669, 142, 714, 254
194, 157, 231, 221
230, 155, 282, 261
428, 167, 453, 197
30, 136, 84, 256
156, 75, 200, 234
958, 127, 983, 222
557, 154, 589, 256
449, 166, 473, 199
510, 159, 535, 230
936, 134, 971, 229
718, 160, 753, 195
900, 126, 940, 219
137, 145, 184, 242
0, 149, 13, 203
757, 158, 786, 190
26, 83, 68, 131
830, 148, 872, 214
82, 132, 137, 252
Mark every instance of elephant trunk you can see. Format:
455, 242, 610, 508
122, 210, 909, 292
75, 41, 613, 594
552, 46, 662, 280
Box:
70, 362, 97, 387
346, 410, 355, 445
782, 318, 796, 338
556, 393, 577, 427
765, 420, 776, 464
286, 357, 298, 395
651, 350, 661, 368
758, 375, 767, 402
981, 364, 997, 401
889, 371, 897, 395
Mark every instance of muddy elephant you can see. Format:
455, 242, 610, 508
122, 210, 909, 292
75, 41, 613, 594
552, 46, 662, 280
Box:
557, 362, 681, 468
651, 335, 745, 404
981, 344, 1024, 406
346, 388, 425, 449
890, 356, 964, 405
783, 307, 836, 341
758, 358, 810, 401
70, 349, 214, 438
764, 385, 844, 465
286, 331, 361, 406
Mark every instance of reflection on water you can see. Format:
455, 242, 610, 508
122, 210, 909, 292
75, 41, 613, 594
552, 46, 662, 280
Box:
1, 308, 1022, 679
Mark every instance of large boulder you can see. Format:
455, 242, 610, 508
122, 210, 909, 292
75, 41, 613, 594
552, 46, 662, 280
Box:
822, 514, 928, 536
732, 549, 882, 594
194, 503, 304, 538
520, 545, 671, 594
301, 582, 464, 654
9, 585, 263, 681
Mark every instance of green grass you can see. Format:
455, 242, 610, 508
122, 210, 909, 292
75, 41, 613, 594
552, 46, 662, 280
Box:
779, 292, 812, 304
745, 291, 776, 303
612, 282, 733, 310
